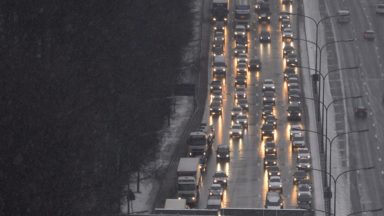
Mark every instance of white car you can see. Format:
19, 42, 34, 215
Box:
265, 191, 283, 209
262, 79, 275, 92
207, 195, 222, 209
282, 27, 293, 41
292, 133, 306, 149
297, 158, 311, 170
290, 124, 302, 140
230, 123, 244, 138
298, 183, 312, 197
268, 176, 283, 191
297, 147, 311, 159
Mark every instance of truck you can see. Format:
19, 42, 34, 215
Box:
177, 157, 201, 206
187, 131, 209, 157
164, 198, 187, 209
234, 0, 250, 29
212, 0, 228, 23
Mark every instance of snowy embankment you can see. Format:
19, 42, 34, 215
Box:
301, 0, 350, 215
120, 0, 201, 214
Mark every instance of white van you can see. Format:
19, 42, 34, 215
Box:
337, 10, 350, 23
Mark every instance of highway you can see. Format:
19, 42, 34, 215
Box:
319, 0, 384, 215
197, 0, 308, 209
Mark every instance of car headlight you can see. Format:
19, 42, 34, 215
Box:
192, 197, 196, 200
263, 97, 267, 100
213, 68, 217, 71
268, 17, 271, 19
226, 154, 229, 157
242, 32, 245, 35
223, 179, 227, 182
214, 179, 217, 182
239, 131, 242, 135
278, 172, 280, 175
264, 161, 268, 164
268, 36, 270, 39
224, 18, 227, 21
273, 161, 277, 164
229, 131, 233, 134
210, 108, 213, 111
213, 17, 216, 21
298, 113, 301, 116
269, 184, 271, 187
189, 152, 192, 156
262, 131, 265, 134
218, 108, 222, 110
288, 113, 291, 116
273, 98, 275, 100
280, 184, 282, 187
259, 16, 261, 19
217, 155, 220, 158
273, 149, 276, 152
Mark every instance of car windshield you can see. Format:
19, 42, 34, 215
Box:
264, 92, 275, 97
233, 125, 242, 130
270, 178, 280, 182
214, 172, 227, 177
218, 146, 229, 153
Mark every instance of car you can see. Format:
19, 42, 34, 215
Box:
212, 97, 222, 105
234, 44, 247, 56
235, 114, 248, 128
279, 11, 290, 21
235, 75, 247, 87
363, 29, 375, 40
288, 89, 302, 102
264, 139, 277, 155
259, 30, 271, 43
212, 39, 224, 48
209, 183, 224, 198
236, 62, 248, 73
248, 57, 261, 71
354, 106, 367, 118
283, 45, 295, 58
298, 183, 312, 197
216, 145, 230, 161
261, 122, 275, 139
293, 170, 310, 185
290, 123, 302, 140
264, 115, 277, 128
265, 192, 283, 209
376, 3, 384, 14
212, 44, 224, 56
213, 55, 226, 79
282, 0, 293, 5
258, 12, 271, 24
234, 25, 246, 37
262, 105, 274, 119
263, 90, 276, 106
210, 101, 222, 116
292, 133, 306, 149
286, 53, 298, 67
207, 195, 222, 209
288, 94, 301, 105
287, 76, 299, 87
268, 176, 283, 191
213, 170, 228, 187
287, 102, 302, 121
237, 98, 249, 112
211, 88, 222, 99
264, 154, 278, 168
297, 158, 311, 170
235, 87, 246, 100
255, 0, 270, 13
236, 53, 248, 64
283, 67, 296, 79
236, 35, 248, 47
281, 18, 291, 31
267, 165, 281, 177
231, 106, 243, 120
213, 21, 225, 31
282, 27, 293, 42
210, 80, 222, 92
262, 79, 275, 91
230, 123, 244, 138
214, 30, 225, 43
199, 155, 208, 172
297, 193, 312, 209
288, 83, 300, 92
297, 147, 311, 159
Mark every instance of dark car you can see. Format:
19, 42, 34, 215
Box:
264, 154, 278, 168
289, 94, 302, 104
279, 11, 290, 21
210, 101, 222, 116
287, 102, 302, 121
236, 35, 248, 47
237, 98, 249, 112
265, 115, 277, 128
281, 18, 291, 31
261, 122, 275, 139
262, 105, 274, 119
213, 170, 228, 187
259, 30, 271, 43
282, 27, 293, 42
264, 139, 277, 155
283, 45, 295, 58
282, 0, 293, 5
199, 155, 208, 172
267, 165, 281, 177
210, 80, 222, 92
286, 53, 299, 67
258, 12, 271, 24
235, 114, 248, 129
297, 158, 311, 170
297, 193, 312, 209
216, 144, 230, 162
213, 21, 225, 32
283, 67, 296, 80
293, 170, 310, 185
248, 57, 262, 72
235, 75, 247, 87
234, 44, 247, 56
212, 44, 224, 56
255, 0, 270, 13
263, 91, 276, 106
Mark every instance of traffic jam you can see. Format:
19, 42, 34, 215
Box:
173, 0, 314, 211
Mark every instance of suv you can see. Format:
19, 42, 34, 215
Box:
262, 79, 275, 91
230, 123, 244, 138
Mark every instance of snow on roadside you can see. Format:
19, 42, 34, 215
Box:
120, 0, 202, 214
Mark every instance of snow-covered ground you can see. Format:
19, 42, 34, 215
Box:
120, 0, 202, 214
